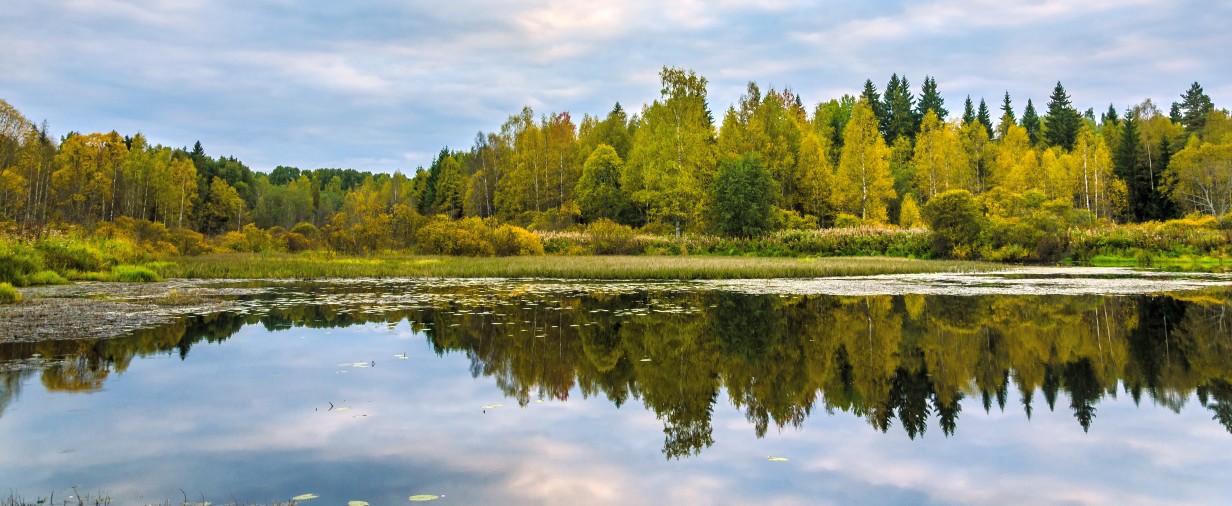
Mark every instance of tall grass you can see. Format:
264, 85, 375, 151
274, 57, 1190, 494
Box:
168, 252, 997, 280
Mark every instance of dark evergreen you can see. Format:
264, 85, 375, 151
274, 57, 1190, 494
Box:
1044, 81, 1081, 150
915, 76, 948, 122
962, 96, 976, 125
860, 79, 884, 127
1021, 99, 1041, 145
996, 91, 1015, 139
1177, 81, 1215, 137
976, 98, 993, 139
883, 74, 917, 145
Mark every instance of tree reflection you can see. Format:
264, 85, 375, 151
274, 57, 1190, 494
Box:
2, 285, 1232, 456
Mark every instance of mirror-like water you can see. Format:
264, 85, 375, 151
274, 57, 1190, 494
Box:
2, 279, 1231, 504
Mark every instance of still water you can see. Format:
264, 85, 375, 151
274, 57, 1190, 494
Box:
2, 279, 1232, 504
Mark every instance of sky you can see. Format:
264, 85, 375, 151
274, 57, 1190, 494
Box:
2, 0, 1229, 174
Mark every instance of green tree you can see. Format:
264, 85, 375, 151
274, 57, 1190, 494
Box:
575, 144, 630, 223
835, 102, 895, 223
883, 74, 916, 144
709, 154, 776, 237
624, 66, 717, 234
922, 189, 982, 257
1175, 82, 1215, 138
962, 96, 976, 125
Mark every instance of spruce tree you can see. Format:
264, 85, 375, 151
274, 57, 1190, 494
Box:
860, 79, 885, 129
883, 74, 917, 145
997, 92, 1015, 139
1044, 81, 1080, 150
916, 76, 948, 122
1021, 99, 1041, 145
962, 96, 976, 125
977, 99, 994, 139
1101, 104, 1119, 126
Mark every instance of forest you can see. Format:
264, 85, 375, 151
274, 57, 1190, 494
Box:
2, 67, 1231, 280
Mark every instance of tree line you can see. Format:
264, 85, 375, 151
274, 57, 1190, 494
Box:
1, 69, 1229, 245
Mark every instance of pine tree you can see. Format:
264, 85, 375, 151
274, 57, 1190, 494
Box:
1177, 82, 1215, 137
962, 96, 976, 125
916, 76, 948, 122
1044, 81, 1081, 150
1101, 104, 1119, 126
1021, 99, 1041, 146
977, 99, 993, 139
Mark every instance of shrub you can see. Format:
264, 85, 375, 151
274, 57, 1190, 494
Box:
899, 194, 922, 228
113, 265, 162, 282
587, 219, 638, 255
414, 218, 495, 256
833, 213, 862, 228
922, 190, 983, 257
221, 224, 277, 253
167, 227, 212, 256
0, 282, 19, 303
492, 225, 545, 256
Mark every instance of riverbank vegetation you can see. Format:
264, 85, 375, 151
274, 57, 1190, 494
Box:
2, 72, 1231, 285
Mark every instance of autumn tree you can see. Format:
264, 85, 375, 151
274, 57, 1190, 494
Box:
835, 102, 895, 223
913, 111, 971, 200
1168, 137, 1232, 216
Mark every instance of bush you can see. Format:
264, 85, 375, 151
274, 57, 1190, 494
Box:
221, 224, 277, 253
414, 217, 495, 256
492, 225, 545, 256
113, 265, 162, 282
922, 190, 983, 257
0, 282, 19, 304
833, 213, 862, 228
587, 219, 638, 255
167, 227, 212, 256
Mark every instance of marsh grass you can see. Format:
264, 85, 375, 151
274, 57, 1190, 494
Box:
168, 252, 998, 280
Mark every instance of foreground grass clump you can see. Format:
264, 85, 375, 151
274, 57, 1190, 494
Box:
113, 264, 163, 282
0, 282, 20, 303
168, 252, 997, 280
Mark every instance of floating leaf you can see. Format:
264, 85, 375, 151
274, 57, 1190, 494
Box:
766, 456, 789, 462
291, 493, 318, 501
481, 404, 503, 409
395, 353, 409, 360
408, 495, 440, 502
348, 501, 370, 506
333, 407, 352, 411
639, 358, 652, 362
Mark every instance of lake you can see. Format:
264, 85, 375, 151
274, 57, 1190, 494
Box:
2, 273, 1232, 505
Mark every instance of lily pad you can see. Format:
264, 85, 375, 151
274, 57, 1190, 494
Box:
408, 495, 440, 501
291, 493, 318, 501
481, 404, 503, 409
348, 501, 370, 506
766, 456, 790, 462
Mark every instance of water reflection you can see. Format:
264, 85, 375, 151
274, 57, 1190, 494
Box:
2, 285, 1231, 460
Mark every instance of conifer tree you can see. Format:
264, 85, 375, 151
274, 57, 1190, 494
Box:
996, 92, 1015, 139
977, 99, 994, 139
916, 76, 947, 122
1021, 99, 1041, 146
962, 96, 976, 125
1044, 81, 1081, 150
1175, 82, 1215, 137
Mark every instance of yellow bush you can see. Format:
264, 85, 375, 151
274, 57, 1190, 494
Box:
492, 225, 545, 256
414, 217, 494, 256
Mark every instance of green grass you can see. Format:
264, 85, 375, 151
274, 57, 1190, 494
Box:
166, 252, 1000, 280
1088, 253, 1232, 272
0, 282, 20, 303
113, 264, 163, 282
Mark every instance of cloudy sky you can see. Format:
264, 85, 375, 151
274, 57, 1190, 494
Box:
2, 0, 1229, 174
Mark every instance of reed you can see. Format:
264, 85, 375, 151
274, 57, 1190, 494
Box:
167, 252, 998, 280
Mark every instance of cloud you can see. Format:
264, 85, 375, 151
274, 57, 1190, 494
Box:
0, 0, 1228, 173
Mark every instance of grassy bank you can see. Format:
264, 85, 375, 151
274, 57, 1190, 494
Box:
167, 252, 998, 280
